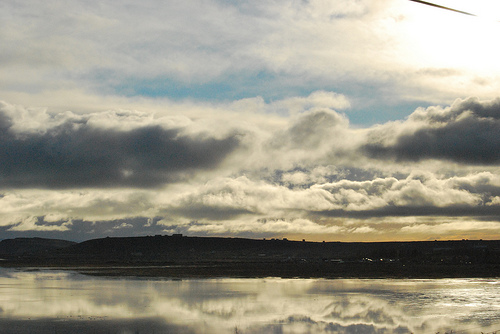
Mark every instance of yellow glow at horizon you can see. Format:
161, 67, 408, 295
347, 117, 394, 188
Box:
399, 0, 500, 75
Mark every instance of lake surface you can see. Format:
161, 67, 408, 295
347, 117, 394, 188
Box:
0, 268, 499, 334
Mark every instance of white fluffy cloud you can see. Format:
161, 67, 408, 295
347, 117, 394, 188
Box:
1, 96, 500, 241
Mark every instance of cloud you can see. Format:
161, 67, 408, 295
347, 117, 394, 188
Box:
362, 97, 500, 164
112, 222, 134, 230
247, 107, 362, 171
399, 220, 500, 235
163, 170, 500, 225
1, 97, 500, 241
8, 216, 72, 232
0, 102, 240, 189
271, 108, 349, 149
7, 0, 500, 115
270, 91, 351, 115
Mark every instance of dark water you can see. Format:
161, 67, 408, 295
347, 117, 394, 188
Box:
0, 268, 499, 333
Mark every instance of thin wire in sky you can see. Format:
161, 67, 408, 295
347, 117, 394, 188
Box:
408, 0, 476, 17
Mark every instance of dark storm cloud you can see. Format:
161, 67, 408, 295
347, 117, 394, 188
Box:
0, 111, 240, 189
362, 97, 500, 164
268, 108, 348, 150
313, 204, 500, 219
364, 119, 500, 164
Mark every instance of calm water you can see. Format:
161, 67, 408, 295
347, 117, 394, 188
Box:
0, 268, 499, 334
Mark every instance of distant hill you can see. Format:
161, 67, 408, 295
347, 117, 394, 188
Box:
0, 237, 76, 257
1, 236, 499, 278
3, 235, 499, 265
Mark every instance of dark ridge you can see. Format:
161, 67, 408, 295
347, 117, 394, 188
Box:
1, 235, 499, 278
0, 237, 76, 257
61, 235, 500, 263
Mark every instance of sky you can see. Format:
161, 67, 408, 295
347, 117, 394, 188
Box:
1, 0, 500, 242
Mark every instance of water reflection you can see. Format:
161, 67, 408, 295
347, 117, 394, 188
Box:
0, 268, 499, 333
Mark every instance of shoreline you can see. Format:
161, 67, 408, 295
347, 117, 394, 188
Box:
2, 236, 499, 279
3, 261, 500, 279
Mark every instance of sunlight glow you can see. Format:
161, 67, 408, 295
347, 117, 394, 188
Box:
400, 0, 500, 75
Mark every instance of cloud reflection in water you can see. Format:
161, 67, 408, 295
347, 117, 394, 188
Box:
0, 269, 499, 334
